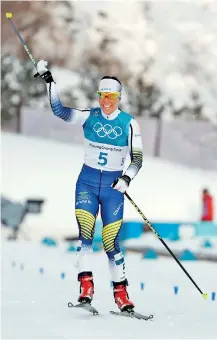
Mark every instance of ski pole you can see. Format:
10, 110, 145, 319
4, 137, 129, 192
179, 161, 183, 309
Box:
124, 191, 208, 300
6, 12, 40, 77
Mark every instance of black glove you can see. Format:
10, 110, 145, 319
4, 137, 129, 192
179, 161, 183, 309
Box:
39, 70, 54, 83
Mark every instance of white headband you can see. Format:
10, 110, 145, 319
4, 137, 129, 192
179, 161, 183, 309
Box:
98, 78, 122, 93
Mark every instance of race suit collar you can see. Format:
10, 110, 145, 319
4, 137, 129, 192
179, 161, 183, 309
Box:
101, 108, 120, 120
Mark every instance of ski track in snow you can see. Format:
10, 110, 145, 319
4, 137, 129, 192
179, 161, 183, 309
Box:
2, 242, 217, 339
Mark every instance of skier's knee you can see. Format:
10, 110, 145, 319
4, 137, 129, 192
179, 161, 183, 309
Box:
102, 219, 122, 253
75, 208, 96, 241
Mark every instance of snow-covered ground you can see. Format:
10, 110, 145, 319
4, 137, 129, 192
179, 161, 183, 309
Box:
1, 132, 217, 241
1, 241, 217, 339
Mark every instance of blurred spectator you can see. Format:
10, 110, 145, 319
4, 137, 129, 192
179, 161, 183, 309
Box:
201, 188, 214, 222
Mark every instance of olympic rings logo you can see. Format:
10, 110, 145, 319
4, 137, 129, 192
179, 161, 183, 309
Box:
93, 123, 122, 139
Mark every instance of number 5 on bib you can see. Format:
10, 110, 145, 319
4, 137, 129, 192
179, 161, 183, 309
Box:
98, 152, 108, 166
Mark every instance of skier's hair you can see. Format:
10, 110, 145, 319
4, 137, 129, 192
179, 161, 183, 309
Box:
101, 76, 122, 88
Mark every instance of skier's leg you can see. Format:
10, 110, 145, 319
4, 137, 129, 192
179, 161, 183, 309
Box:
100, 187, 134, 311
101, 190, 125, 282
75, 180, 99, 303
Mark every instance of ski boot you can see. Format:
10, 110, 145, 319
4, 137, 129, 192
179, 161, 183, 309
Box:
78, 272, 94, 304
113, 279, 135, 312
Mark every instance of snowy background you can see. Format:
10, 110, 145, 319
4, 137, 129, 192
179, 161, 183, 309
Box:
1, 1, 217, 170
1, 1, 217, 124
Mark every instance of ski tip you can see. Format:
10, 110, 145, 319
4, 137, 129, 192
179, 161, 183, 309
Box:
202, 293, 208, 300
6, 12, 13, 19
68, 302, 74, 308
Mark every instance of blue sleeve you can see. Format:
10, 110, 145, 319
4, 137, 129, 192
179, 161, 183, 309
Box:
47, 82, 90, 125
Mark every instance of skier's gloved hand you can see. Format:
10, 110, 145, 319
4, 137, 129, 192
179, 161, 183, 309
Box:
112, 175, 131, 193
35, 60, 54, 83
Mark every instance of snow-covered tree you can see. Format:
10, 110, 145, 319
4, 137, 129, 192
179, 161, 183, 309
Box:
1, 55, 46, 129
1, 1, 217, 127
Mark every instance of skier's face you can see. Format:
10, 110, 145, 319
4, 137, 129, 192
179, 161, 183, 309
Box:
98, 93, 120, 115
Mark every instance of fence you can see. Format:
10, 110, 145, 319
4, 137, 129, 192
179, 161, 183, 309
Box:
16, 107, 217, 170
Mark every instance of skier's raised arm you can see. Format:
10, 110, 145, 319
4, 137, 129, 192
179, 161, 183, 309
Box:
36, 60, 90, 125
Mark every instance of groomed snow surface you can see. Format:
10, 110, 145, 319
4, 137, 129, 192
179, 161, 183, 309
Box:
2, 241, 217, 340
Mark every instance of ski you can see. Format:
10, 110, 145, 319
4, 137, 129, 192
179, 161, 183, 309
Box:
110, 310, 153, 321
68, 302, 153, 320
68, 302, 99, 315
